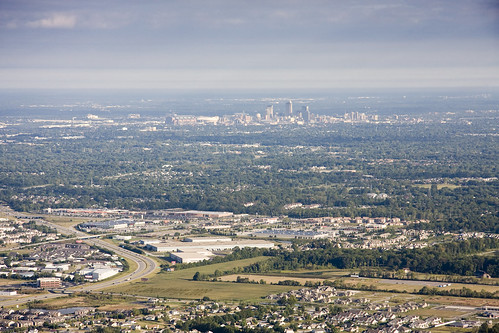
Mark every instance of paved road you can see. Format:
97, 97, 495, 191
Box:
0, 215, 159, 308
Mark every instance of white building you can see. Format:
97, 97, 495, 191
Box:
183, 237, 231, 243
170, 250, 214, 263
91, 268, 119, 281
140, 239, 161, 245
286, 100, 293, 115
147, 239, 274, 252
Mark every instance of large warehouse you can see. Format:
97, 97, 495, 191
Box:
146, 238, 274, 252
170, 250, 214, 263
152, 209, 233, 219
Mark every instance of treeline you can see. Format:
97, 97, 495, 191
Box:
120, 243, 145, 254
418, 286, 497, 299
242, 238, 499, 277
358, 267, 495, 285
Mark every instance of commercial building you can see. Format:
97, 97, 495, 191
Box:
140, 239, 161, 245
153, 209, 233, 220
44, 208, 145, 218
170, 250, 214, 263
183, 237, 231, 243
114, 235, 132, 241
250, 229, 329, 239
91, 268, 120, 281
80, 268, 120, 281
286, 100, 293, 115
146, 239, 274, 252
166, 115, 197, 126
79, 219, 135, 230
37, 277, 62, 288
265, 105, 274, 120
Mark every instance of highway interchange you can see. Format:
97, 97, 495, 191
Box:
0, 213, 159, 308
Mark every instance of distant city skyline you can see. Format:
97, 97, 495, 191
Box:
1, 0, 498, 90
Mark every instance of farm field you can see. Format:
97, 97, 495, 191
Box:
41, 215, 94, 228
0, 278, 24, 286
29, 293, 137, 310
105, 257, 300, 302
270, 268, 499, 286
219, 273, 499, 295
413, 183, 462, 190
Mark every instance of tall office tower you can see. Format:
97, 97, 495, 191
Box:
303, 105, 311, 122
286, 100, 293, 116
265, 105, 274, 120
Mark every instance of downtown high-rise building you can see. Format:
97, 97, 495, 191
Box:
286, 100, 293, 116
265, 105, 274, 120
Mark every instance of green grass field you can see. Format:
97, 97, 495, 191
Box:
104, 260, 499, 303
263, 268, 499, 286
105, 256, 300, 301
414, 183, 461, 190
0, 278, 26, 286
41, 214, 103, 227
32, 293, 137, 310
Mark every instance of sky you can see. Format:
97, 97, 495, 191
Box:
1, 0, 499, 91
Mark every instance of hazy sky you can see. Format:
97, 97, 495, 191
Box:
1, 0, 498, 90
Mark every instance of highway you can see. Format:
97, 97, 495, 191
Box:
0, 215, 159, 308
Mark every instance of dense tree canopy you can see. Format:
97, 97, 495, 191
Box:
0, 116, 497, 232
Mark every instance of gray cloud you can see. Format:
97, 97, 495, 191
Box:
0, 0, 498, 89
26, 12, 77, 29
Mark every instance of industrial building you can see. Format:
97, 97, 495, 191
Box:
183, 237, 231, 243
165, 114, 197, 126
80, 267, 120, 281
91, 268, 120, 281
146, 238, 274, 252
153, 209, 233, 220
79, 219, 136, 230
170, 250, 214, 263
140, 239, 162, 245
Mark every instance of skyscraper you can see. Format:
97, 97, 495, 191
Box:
265, 105, 274, 120
303, 105, 311, 122
286, 100, 293, 116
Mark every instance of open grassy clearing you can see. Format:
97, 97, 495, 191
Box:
345, 290, 499, 307
220, 273, 499, 295
32, 294, 137, 310
162, 257, 269, 280
475, 249, 499, 258
343, 277, 499, 294
105, 257, 300, 301
98, 303, 149, 311
220, 274, 324, 285
276, 268, 355, 279
271, 268, 499, 286
107, 278, 298, 302
105, 258, 499, 303
413, 183, 461, 189
430, 328, 472, 333
423, 295, 499, 307
405, 307, 473, 319
0, 278, 25, 286
40, 215, 96, 228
